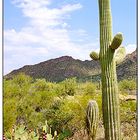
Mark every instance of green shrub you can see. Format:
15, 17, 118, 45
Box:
33, 79, 47, 91
61, 78, 77, 96
119, 79, 136, 91
120, 100, 136, 123
3, 74, 136, 138
12, 73, 33, 87
83, 82, 96, 95
4, 99, 17, 131
57, 129, 72, 140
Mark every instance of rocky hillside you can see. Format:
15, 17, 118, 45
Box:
117, 50, 137, 80
5, 50, 137, 82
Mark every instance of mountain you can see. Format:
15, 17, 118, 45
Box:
5, 50, 137, 82
117, 50, 137, 80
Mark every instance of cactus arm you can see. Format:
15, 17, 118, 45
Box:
115, 46, 126, 65
90, 51, 100, 60
110, 33, 123, 50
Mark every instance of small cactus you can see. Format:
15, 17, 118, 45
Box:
86, 100, 99, 140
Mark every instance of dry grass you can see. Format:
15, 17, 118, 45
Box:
65, 121, 136, 140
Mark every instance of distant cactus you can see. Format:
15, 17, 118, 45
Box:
86, 100, 99, 140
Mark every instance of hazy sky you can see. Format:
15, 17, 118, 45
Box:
4, 0, 136, 74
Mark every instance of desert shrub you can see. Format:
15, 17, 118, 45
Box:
50, 111, 73, 134
4, 74, 136, 139
4, 74, 32, 99
57, 129, 72, 140
53, 83, 66, 97
3, 74, 58, 131
33, 79, 56, 92
3, 74, 33, 131
51, 98, 63, 110
120, 100, 136, 123
119, 79, 136, 91
12, 73, 33, 88
4, 98, 17, 131
33, 79, 48, 91
61, 78, 77, 96
4, 79, 21, 98
83, 82, 96, 95
57, 93, 102, 135
60, 96, 85, 131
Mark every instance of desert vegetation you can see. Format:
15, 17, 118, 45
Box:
3, 73, 136, 140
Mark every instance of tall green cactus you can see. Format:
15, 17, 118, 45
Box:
86, 100, 99, 140
90, 0, 126, 139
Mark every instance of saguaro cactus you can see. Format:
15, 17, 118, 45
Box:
90, 0, 126, 139
86, 100, 99, 140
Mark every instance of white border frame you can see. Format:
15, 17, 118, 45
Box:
0, 0, 3, 139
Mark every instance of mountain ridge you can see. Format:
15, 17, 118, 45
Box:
5, 51, 137, 82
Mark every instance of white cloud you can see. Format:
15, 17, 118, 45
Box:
12, 0, 52, 8
12, 0, 82, 28
4, 0, 99, 74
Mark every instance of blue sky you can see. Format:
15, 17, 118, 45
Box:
4, 0, 136, 74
